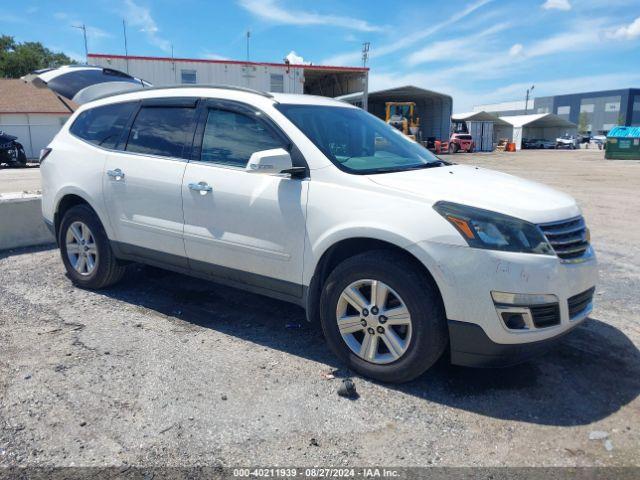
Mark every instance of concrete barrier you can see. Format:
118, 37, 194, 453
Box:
0, 193, 54, 251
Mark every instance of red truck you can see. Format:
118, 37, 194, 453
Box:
448, 133, 475, 154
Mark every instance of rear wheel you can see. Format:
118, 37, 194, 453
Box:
320, 251, 448, 383
59, 204, 126, 289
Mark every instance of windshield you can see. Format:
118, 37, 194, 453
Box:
276, 104, 442, 174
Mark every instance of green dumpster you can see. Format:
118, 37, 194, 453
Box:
605, 126, 640, 160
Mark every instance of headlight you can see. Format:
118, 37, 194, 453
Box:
433, 201, 554, 255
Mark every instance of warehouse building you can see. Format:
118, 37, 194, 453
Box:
0, 79, 76, 159
475, 88, 640, 135
87, 53, 368, 98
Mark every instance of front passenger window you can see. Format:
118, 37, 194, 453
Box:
200, 109, 285, 167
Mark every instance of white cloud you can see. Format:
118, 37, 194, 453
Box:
406, 24, 510, 66
237, 0, 381, 32
606, 16, 640, 40
542, 0, 571, 11
509, 43, 523, 56
124, 0, 171, 53
322, 0, 493, 65
202, 52, 229, 60
285, 51, 310, 65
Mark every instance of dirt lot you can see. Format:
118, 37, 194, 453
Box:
1, 149, 639, 468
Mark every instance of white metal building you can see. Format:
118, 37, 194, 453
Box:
87, 53, 368, 98
0, 79, 76, 159
451, 111, 511, 151
337, 86, 453, 142
498, 114, 577, 150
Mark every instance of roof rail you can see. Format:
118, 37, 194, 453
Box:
91, 83, 274, 102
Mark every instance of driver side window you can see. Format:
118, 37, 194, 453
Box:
200, 108, 285, 167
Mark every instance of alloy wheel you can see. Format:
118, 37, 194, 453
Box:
65, 221, 98, 276
336, 279, 412, 364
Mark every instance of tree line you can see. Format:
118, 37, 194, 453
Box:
0, 35, 76, 78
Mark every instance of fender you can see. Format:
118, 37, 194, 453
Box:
53, 185, 115, 240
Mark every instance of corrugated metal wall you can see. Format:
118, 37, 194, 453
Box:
91, 57, 305, 93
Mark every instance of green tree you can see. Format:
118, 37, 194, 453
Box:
0, 35, 76, 78
578, 112, 590, 133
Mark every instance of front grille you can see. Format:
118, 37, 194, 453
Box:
530, 303, 561, 328
538, 216, 590, 261
568, 287, 595, 319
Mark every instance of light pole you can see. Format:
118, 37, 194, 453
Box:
361, 42, 370, 112
524, 84, 535, 115
73, 24, 88, 63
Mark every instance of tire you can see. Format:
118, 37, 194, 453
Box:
58, 204, 126, 289
319, 250, 448, 383
16, 145, 27, 167
448, 143, 457, 154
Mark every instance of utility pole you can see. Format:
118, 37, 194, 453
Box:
122, 19, 129, 73
73, 24, 88, 63
246, 30, 251, 62
361, 42, 370, 112
171, 44, 176, 83
524, 84, 535, 115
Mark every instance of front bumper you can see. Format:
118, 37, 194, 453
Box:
448, 319, 582, 367
407, 240, 598, 357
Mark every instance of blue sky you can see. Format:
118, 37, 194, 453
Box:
2, 0, 639, 111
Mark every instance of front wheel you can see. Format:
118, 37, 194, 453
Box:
448, 143, 457, 154
59, 204, 126, 289
319, 251, 448, 383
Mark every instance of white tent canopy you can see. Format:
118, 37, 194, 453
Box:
498, 113, 577, 150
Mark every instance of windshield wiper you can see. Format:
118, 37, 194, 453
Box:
368, 162, 445, 174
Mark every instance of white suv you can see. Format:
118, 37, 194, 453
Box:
41, 86, 597, 383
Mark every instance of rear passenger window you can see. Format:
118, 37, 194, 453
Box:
126, 107, 196, 159
70, 102, 137, 149
200, 109, 285, 167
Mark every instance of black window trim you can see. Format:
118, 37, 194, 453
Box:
68, 99, 140, 152
122, 97, 201, 162
190, 98, 309, 177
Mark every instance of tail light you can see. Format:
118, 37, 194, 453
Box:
39, 147, 52, 163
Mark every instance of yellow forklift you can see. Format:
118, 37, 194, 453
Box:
385, 102, 421, 141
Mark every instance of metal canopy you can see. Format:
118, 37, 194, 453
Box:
499, 113, 576, 129
452, 111, 511, 126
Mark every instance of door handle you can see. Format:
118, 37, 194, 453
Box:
106, 168, 125, 181
188, 181, 213, 194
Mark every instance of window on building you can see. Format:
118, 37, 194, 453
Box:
270, 74, 284, 93
580, 103, 594, 113
181, 69, 197, 84
557, 106, 570, 115
70, 101, 138, 149
125, 106, 197, 158
602, 123, 616, 131
605, 102, 620, 112
200, 108, 285, 167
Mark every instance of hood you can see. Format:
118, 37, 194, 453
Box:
367, 164, 580, 224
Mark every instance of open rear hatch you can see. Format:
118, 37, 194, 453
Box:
22, 65, 151, 104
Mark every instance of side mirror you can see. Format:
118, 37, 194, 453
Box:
246, 148, 294, 175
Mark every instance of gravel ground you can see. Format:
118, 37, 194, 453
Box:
0, 149, 639, 468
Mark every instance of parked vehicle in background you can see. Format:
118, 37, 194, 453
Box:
0, 132, 28, 167
556, 134, 579, 149
523, 138, 556, 149
40, 86, 597, 383
448, 133, 474, 153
